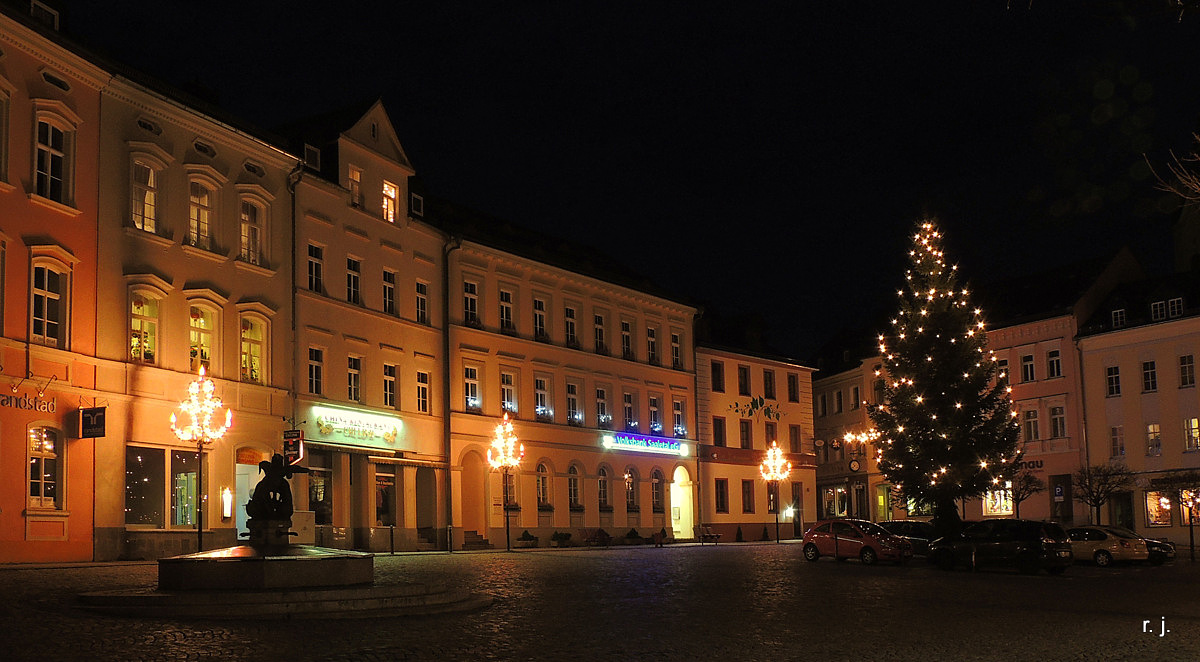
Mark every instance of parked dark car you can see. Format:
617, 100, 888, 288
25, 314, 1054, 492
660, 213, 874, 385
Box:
929, 519, 1073, 574
802, 519, 913, 565
878, 520, 936, 556
1100, 525, 1176, 565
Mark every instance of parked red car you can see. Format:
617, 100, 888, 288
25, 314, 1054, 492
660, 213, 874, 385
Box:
802, 519, 914, 565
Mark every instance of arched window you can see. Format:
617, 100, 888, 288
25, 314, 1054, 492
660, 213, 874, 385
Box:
598, 467, 610, 510
240, 315, 267, 383
651, 469, 665, 513
129, 293, 159, 364
536, 463, 550, 506
28, 427, 61, 509
188, 305, 216, 373
32, 250, 74, 349
624, 466, 639, 511
567, 465, 581, 509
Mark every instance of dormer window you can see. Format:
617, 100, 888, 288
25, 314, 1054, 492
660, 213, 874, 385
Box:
303, 144, 321, 170
30, 1, 60, 30
1169, 297, 1184, 318
1151, 301, 1166, 322
1111, 309, 1126, 328
382, 181, 398, 222
410, 193, 424, 217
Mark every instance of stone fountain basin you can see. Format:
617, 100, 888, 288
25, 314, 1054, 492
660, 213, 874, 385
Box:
157, 545, 373, 591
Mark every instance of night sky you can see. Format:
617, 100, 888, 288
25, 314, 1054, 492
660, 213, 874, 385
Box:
60, 0, 1200, 362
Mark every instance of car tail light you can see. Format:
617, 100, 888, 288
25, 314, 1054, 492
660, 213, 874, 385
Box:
1119, 540, 1130, 548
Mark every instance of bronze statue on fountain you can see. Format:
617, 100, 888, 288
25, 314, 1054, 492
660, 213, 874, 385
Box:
243, 453, 309, 549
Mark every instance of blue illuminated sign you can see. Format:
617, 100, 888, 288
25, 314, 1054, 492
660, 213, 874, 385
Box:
601, 433, 689, 457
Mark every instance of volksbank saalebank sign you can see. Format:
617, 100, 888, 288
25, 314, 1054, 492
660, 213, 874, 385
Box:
601, 432, 690, 457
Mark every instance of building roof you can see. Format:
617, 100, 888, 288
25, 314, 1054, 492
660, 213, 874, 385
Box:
971, 249, 1127, 327
1077, 270, 1200, 337
423, 195, 698, 310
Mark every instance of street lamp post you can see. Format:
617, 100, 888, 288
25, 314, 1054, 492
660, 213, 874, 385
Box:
169, 366, 232, 553
760, 440, 791, 543
488, 413, 524, 552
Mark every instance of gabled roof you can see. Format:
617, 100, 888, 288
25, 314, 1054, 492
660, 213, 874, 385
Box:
273, 98, 413, 180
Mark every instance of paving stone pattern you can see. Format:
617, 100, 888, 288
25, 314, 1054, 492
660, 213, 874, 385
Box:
2, 542, 1198, 661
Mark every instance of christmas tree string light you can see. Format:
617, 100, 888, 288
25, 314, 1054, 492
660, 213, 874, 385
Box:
867, 220, 1021, 526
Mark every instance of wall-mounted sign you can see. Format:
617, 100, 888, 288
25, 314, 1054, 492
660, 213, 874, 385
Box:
601, 432, 689, 457
1, 392, 56, 413
283, 429, 304, 464
77, 407, 106, 438
309, 405, 402, 451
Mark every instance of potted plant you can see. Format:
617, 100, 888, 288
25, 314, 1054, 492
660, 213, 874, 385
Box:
549, 531, 572, 547
515, 530, 538, 548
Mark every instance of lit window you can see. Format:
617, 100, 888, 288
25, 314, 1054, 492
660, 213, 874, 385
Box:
596, 387, 610, 428
649, 396, 662, 433
129, 294, 158, 364
566, 383, 582, 425
28, 427, 61, 509
1146, 491, 1172, 527
673, 399, 686, 438
464, 366, 480, 411
188, 306, 214, 373
1184, 418, 1200, 452
382, 180, 398, 222
131, 160, 158, 232
348, 166, 362, 207
623, 392, 637, 431
501, 372, 517, 414
535, 377, 551, 421
982, 481, 1013, 516
240, 316, 265, 384
124, 446, 204, 528
1146, 423, 1162, 456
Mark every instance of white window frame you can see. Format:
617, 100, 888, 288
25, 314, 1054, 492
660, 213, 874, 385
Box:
1146, 423, 1162, 456
671, 332, 682, 369
499, 289, 515, 331
346, 256, 362, 304
239, 313, 268, 384
1023, 409, 1040, 442
129, 290, 161, 365
34, 111, 75, 206
501, 371, 517, 414
415, 281, 429, 324
238, 197, 266, 266
1182, 355, 1196, 388
308, 347, 324, 395
673, 399, 686, 438
1110, 426, 1125, 457
187, 303, 219, 374
130, 158, 161, 233
463, 280, 480, 325
187, 178, 215, 250
382, 180, 398, 222
533, 298, 547, 339
382, 270, 396, 315
307, 243, 324, 293
347, 355, 362, 402
594, 312, 607, 354
416, 371, 430, 413
535, 376, 552, 421
348, 165, 363, 208
564, 306, 578, 346
464, 365, 481, 412
31, 253, 72, 349
1112, 309, 1126, 328
1050, 406, 1067, 438
1151, 301, 1166, 322
1143, 360, 1158, 393
566, 382, 582, 426
646, 327, 658, 364
28, 426, 63, 510
1106, 366, 1121, 397
1169, 297, 1184, 318
1185, 417, 1200, 452
383, 363, 397, 408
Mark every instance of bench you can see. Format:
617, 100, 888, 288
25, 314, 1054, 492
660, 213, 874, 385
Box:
695, 525, 722, 544
580, 528, 611, 547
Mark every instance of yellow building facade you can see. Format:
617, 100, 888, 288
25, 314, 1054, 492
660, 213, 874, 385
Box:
448, 239, 699, 548
696, 346, 816, 540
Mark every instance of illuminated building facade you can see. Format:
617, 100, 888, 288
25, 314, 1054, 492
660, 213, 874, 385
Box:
92, 63, 297, 560
1078, 271, 1200, 541
0, 8, 104, 563
446, 232, 699, 547
813, 356, 891, 522
696, 346, 816, 540
286, 102, 448, 552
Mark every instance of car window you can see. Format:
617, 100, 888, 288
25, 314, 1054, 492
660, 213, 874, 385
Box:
962, 522, 993, 539
859, 522, 891, 538
832, 522, 862, 538
1103, 527, 1139, 540
814, 523, 831, 534
1042, 523, 1069, 542
1067, 528, 1085, 541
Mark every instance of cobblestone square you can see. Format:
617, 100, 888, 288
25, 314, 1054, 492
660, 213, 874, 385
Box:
3, 541, 1198, 661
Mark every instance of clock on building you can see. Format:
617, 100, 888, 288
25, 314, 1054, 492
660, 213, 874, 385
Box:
848, 459, 861, 472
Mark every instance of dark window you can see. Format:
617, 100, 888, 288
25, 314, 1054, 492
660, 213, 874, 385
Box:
742, 480, 755, 513
713, 416, 726, 447
715, 479, 729, 513
711, 361, 725, 392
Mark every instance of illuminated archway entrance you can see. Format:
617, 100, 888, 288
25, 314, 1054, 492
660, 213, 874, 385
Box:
671, 465, 694, 539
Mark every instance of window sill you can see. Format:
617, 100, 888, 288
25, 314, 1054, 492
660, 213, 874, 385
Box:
28, 193, 82, 217
124, 225, 175, 248
24, 508, 69, 518
235, 258, 276, 277
181, 243, 229, 264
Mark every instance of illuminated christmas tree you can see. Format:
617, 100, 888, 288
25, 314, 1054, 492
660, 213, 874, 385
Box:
869, 220, 1020, 532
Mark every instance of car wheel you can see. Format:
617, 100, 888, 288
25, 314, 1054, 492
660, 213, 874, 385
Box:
860, 547, 877, 565
1017, 553, 1040, 575
803, 544, 820, 562
1149, 554, 1165, 566
935, 551, 954, 571
1094, 550, 1113, 568
1047, 566, 1067, 575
